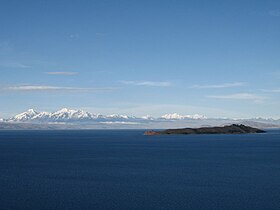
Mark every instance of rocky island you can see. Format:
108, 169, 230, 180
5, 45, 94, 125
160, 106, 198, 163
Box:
144, 124, 265, 135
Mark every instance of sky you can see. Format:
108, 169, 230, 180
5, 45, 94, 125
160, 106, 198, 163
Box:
0, 0, 280, 119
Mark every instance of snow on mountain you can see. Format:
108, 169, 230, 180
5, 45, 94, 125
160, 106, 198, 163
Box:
188, 114, 208, 120
10, 109, 39, 121
160, 113, 207, 120
106, 114, 129, 119
141, 115, 155, 120
31, 111, 52, 121
7, 108, 138, 123
4, 109, 280, 129
161, 113, 184, 120
106, 114, 135, 120
6, 109, 208, 123
50, 108, 94, 121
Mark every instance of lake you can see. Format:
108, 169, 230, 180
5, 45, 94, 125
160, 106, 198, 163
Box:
0, 130, 279, 210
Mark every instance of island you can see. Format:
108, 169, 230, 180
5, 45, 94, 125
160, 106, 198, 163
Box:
144, 124, 266, 135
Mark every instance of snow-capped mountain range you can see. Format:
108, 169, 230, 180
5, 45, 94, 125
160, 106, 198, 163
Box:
1, 108, 280, 129
5, 108, 207, 123
160, 113, 207, 120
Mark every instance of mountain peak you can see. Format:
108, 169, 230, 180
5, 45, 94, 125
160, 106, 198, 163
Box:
10, 108, 39, 121
58, 108, 71, 112
27, 109, 38, 114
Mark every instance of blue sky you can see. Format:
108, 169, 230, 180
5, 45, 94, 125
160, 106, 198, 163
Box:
0, 0, 280, 118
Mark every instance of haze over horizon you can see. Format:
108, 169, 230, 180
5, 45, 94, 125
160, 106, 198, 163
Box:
1, 0, 280, 119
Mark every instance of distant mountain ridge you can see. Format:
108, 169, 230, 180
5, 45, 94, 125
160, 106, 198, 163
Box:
160, 113, 207, 120
5, 108, 208, 123
1, 108, 280, 129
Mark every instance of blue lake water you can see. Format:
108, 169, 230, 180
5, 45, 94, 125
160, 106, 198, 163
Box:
0, 130, 280, 210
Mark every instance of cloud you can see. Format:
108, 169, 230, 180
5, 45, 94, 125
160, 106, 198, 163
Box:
207, 93, 265, 103
269, 9, 280, 17
2, 85, 115, 92
262, 88, 280, 93
192, 82, 245, 89
121, 80, 171, 87
45, 71, 78, 75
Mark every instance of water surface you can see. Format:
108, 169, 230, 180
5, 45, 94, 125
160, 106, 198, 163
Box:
0, 130, 279, 210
